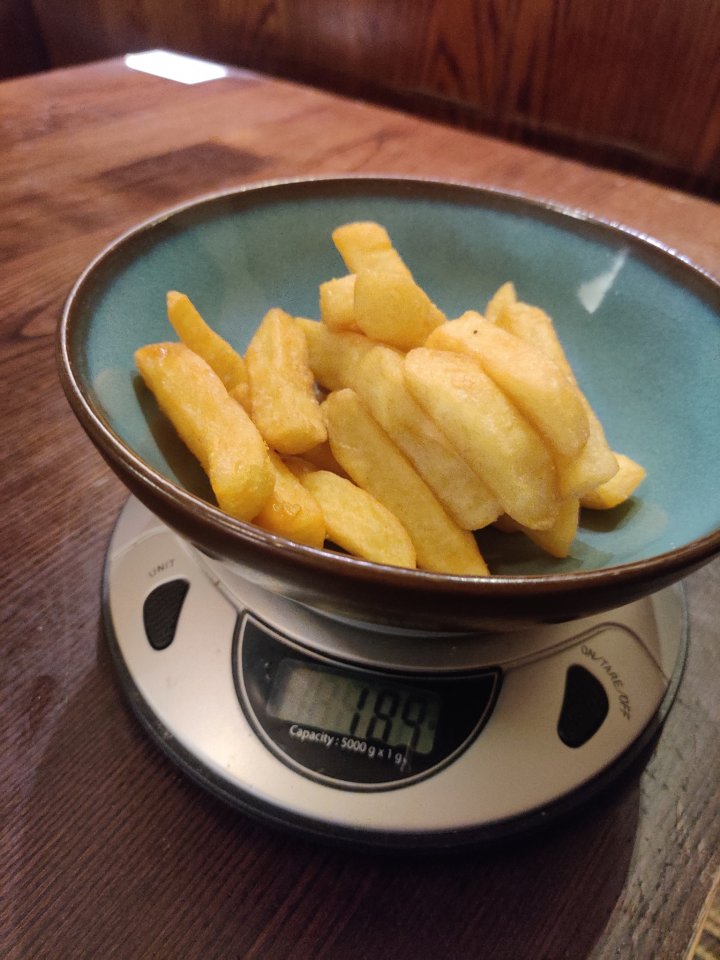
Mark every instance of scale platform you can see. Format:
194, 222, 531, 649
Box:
103, 497, 687, 850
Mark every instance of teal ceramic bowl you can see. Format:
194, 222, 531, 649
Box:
58, 176, 720, 631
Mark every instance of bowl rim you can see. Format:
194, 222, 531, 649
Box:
57, 172, 720, 597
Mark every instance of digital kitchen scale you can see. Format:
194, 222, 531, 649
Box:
103, 496, 687, 849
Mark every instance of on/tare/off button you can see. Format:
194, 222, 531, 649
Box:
557, 664, 610, 748
142, 578, 190, 650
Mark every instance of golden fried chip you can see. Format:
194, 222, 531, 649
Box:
554, 417, 620, 499
245, 308, 327, 455
581, 453, 646, 509
252, 451, 326, 547
322, 389, 489, 575
494, 300, 566, 366
404, 348, 561, 530
134, 342, 274, 521
319, 274, 358, 331
332, 221, 411, 277
299, 440, 349, 477
495, 298, 620, 497
297, 318, 377, 392
353, 344, 501, 529
166, 291, 250, 410
298, 468, 416, 568
354, 269, 445, 350
496, 497, 580, 558
485, 281, 517, 324
331, 221, 445, 348
426, 311, 589, 457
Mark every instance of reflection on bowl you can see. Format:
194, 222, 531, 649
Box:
58, 176, 720, 631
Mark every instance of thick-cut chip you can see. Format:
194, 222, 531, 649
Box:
495, 299, 620, 497
426, 312, 589, 457
283, 456, 321, 482
404, 348, 561, 530
134, 342, 274, 521
354, 269, 445, 350
353, 345, 501, 530
297, 467, 416, 568
166, 291, 250, 410
485, 281, 517, 324
245, 308, 327, 455
297, 318, 377, 392
529, 496, 580, 557
581, 453, 646, 509
299, 440, 349, 477
319, 274, 358, 331
332, 221, 411, 277
332, 221, 445, 348
252, 451, 325, 547
495, 497, 580, 558
494, 300, 565, 364
322, 389, 490, 575
554, 416, 619, 499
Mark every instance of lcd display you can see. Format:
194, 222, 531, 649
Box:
267, 659, 440, 755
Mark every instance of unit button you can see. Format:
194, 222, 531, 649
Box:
143, 578, 190, 650
557, 664, 609, 748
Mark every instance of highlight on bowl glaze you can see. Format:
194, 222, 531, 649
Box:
57, 176, 720, 631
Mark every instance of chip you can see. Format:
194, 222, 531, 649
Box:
404, 348, 561, 530
322, 388, 490, 575
134, 342, 274, 521
245, 308, 327, 455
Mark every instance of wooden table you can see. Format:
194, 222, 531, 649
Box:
2, 54, 718, 960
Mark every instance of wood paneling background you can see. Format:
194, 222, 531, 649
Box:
0, 0, 48, 79
13, 0, 720, 196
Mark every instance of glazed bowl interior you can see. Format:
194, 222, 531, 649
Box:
58, 176, 720, 632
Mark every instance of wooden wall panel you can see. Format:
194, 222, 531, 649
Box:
30, 0, 720, 197
0, 0, 49, 79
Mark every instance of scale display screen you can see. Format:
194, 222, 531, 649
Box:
267, 659, 440, 755
237, 614, 501, 788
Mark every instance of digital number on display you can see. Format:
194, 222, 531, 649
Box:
267, 659, 440, 755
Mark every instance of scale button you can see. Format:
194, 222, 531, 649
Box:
557, 664, 609, 748
143, 578, 190, 650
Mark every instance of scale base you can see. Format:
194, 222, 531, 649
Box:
103, 497, 688, 850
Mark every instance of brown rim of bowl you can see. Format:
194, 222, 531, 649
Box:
56, 173, 720, 598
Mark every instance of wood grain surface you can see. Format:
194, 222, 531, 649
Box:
27, 0, 720, 197
1, 58, 719, 960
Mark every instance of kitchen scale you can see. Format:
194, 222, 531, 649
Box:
103, 496, 687, 850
